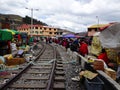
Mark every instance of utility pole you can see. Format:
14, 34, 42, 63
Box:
26, 7, 39, 36
96, 16, 99, 31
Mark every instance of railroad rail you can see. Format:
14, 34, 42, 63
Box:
0, 43, 45, 90
0, 43, 65, 90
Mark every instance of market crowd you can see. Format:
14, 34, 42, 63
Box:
46, 37, 120, 82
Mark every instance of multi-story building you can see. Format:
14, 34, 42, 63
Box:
17, 24, 63, 37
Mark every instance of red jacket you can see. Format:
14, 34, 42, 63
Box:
79, 42, 88, 56
98, 52, 109, 64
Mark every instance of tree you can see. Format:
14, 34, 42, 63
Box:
23, 16, 48, 26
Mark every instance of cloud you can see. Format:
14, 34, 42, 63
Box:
0, 0, 120, 33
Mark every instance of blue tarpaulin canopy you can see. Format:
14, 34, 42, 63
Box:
62, 34, 76, 38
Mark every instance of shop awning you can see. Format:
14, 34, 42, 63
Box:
63, 34, 75, 38
3, 29, 20, 35
0, 29, 13, 41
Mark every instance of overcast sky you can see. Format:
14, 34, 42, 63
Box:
0, 0, 120, 33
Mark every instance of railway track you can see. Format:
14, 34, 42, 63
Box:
0, 43, 44, 89
0, 43, 66, 90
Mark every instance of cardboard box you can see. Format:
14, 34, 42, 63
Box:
105, 68, 117, 80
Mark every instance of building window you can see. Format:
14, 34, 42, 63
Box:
95, 28, 98, 31
60, 32, 62, 35
40, 31, 43, 33
44, 28, 46, 30
35, 27, 38, 29
49, 32, 52, 34
55, 32, 58, 35
88, 28, 91, 31
30, 27, 34, 29
35, 31, 38, 34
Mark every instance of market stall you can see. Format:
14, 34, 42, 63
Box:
0, 30, 13, 55
0, 29, 13, 41
99, 23, 120, 64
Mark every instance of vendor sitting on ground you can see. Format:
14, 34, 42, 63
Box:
97, 48, 109, 65
19, 43, 30, 53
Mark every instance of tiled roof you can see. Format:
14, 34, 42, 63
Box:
17, 24, 30, 29
17, 24, 54, 29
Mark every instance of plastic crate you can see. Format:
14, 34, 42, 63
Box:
85, 76, 104, 90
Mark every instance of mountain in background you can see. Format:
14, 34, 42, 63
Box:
23, 16, 48, 26
0, 13, 48, 29
0, 14, 23, 24
0, 13, 76, 34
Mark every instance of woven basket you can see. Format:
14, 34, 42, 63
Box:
93, 60, 104, 71
5, 58, 26, 66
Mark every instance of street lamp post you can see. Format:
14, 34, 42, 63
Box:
26, 7, 39, 36
96, 16, 99, 31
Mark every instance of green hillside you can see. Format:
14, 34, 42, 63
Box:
0, 13, 47, 26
